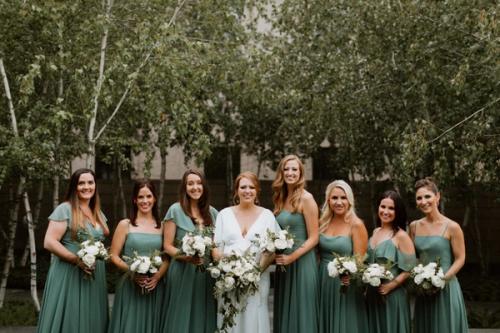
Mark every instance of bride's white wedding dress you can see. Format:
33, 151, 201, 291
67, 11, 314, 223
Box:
214, 207, 280, 333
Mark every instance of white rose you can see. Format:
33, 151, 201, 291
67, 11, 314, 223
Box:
153, 256, 163, 266
431, 275, 445, 289
221, 263, 232, 272
233, 266, 245, 276
246, 272, 256, 282
414, 274, 424, 285
224, 276, 235, 290
327, 261, 339, 277
137, 261, 150, 274
82, 253, 96, 268
413, 264, 424, 274
85, 245, 99, 256
274, 239, 288, 250
149, 266, 158, 274
81, 240, 91, 247
265, 242, 276, 252
210, 268, 221, 279
204, 237, 212, 245
130, 260, 140, 272
343, 260, 358, 274
77, 249, 85, 258
369, 277, 381, 287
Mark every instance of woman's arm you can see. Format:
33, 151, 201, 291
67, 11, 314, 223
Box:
444, 221, 466, 280
352, 219, 368, 257
109, 219, 130, 272
379, 231, 415, 295
275, 192, 319, 265
163, 220, 201, 265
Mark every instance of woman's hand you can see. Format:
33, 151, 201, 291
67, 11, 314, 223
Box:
143, 273, 161, 292
75, 258, 95, 276
378, 281, 397, 295
341, 274, 350, 286
134, 274, 148, 288
275, 253, 296, 266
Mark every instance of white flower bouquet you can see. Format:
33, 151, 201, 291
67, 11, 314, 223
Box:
254, 228, 294, 272
207, 251, 261, 333
361, 263, 394, 287
178, 228, 214, 271
76, 239, 109, 278
408, 261, 446, 296
327, 254, 362, 293
123, 250, 163, 294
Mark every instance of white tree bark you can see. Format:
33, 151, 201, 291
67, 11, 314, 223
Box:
0, 58, 40, 310
0, 182, 23, 308
21, 181, 44, 267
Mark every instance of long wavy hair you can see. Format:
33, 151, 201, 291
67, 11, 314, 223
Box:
130, 179, 161, 228
179, 169, 213, 226
233, 171, 260, 205
319, 180, 358, 232
272, 155, 305, 214
64, 168, 108, 239
376, 190, 407, 234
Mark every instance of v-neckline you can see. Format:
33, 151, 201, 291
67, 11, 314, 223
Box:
229, 207, 265, 239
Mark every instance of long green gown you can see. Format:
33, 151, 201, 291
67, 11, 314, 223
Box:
318, 234, 368, 333
159, 202, 218, 333
274, 211, 318, 333
36, 202, 108, 333
108, 230, 164, 333
366, 238, 416, 333
414, 222, 469, 333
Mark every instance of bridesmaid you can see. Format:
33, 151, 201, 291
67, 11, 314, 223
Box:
272, 154, 319, 333
366, 190, 416, 333
36, 168, 109, 333
108, 180, 168, 333
409, 178, 468, 333
160, 169, 218, 333
318, 180, 368, 333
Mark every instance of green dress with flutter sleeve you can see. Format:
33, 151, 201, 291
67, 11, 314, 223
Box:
366, 238, 416, 333
108, 230, 164, 333
36, 202, 108, 333
159, 202, 218, 333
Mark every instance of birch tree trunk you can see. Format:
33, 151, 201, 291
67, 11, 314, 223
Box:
226, 145, 234, 205
1, 57, 40, 309
117, 164, 127, 218
0, 182, 23, 308
20, 181, 44, 267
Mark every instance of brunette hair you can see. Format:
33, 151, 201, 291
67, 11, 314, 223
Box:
179, 169, 213, 226
130, 179, 160, 228
376, 190, 407, 234
319, 180, 358, 232
233, 171, 260, 205
272, 154, 305, 214
64, 168, 108, 239
415, 177, 439, 194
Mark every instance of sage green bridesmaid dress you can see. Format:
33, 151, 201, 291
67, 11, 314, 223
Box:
108, 231, 164, 333
366, 238, 416, 333
159, 202, 218, 333
414, 221, 468, 333
318, 234, 367, 333
36, 202, 108, 333
274, 211, 318, 333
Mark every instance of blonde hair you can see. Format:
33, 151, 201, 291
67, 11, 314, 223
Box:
272, 155, 305, 214
319, 180, 358, 232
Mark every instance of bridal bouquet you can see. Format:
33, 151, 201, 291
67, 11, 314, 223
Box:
254, 228, 294, 271
208, 251, 261, 333
408, 261, 446, 296
361, 263, 394, 287
327, 254, 362, 293
178, 228, 214, 271
76, 239, 109, 279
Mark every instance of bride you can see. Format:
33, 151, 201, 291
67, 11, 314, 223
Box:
214, 171, 280, 333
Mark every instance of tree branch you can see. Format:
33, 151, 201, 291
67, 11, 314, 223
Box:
94, 0, 187, 141
0, 58, 19, 137
427, 96, 500, 144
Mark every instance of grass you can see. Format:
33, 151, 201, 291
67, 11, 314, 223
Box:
0, 300, 38, 326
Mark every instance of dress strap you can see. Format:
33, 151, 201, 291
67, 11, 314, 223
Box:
440, 221, 449, 237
